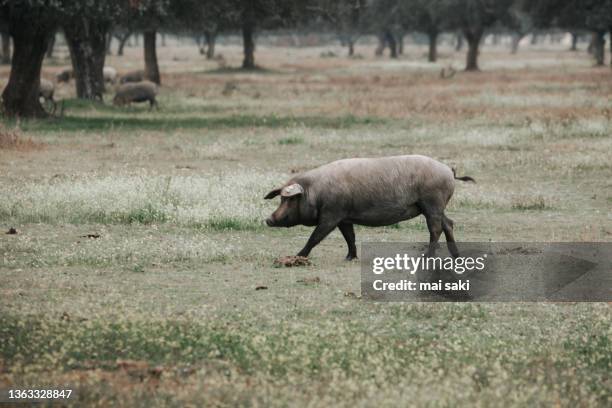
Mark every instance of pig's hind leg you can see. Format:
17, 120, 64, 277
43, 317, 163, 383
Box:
442, 215, 460, 258
338, 222, 358, 260
416, 200, 444, 257
418, 197, 460, 258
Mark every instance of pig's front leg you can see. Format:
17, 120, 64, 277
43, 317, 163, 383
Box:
296, 219, 338, 258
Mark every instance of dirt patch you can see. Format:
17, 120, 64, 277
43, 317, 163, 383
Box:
273, 256, 311, 267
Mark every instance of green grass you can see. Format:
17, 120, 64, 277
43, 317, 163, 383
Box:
118, 204, 169, 224
511, 195, 550, 211
0, 205, 169, 225
60, 97, 231, 115
278, 136, 304, 145
0, 307, 609, 406
200, 217, 262, 231
11, 113, 385, 133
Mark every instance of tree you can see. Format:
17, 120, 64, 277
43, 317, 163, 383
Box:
455, 30, 464, 50
237, 0, 305, 68
174, 0, 302, 69
200, 3, 233, 60
396, 28, 405, 54
504, 5, 534, 54
583, 0, 612, 65
45, 31, 55, 58
312, 0, 368, 57
241, 1, 257, 67
397, 0, 454, 62
370, 0, 403, 58
171, 0, 234, 61
143, 30, 160, 83
109, 3, 139, 57
523, 0, 612, 65
203, 30, 217, 59
105, 31, 113, 55
0, 17, 9, 64
113, 27, 133, 56
447, 0, 515, 71
383, 29, 398, 57
0, 1, 59, 117
131, 0, 170, 84
61, 2, 122, 100
569, 31, 579, 51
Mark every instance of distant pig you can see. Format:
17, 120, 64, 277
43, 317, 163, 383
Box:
39, 78, 55, 102
113, 81, 158, 109
119, 69, 145, 84
264, 155, 474, 260
39, 78, 56, 113
103, 66, 118, 84
56, 68, 73, 83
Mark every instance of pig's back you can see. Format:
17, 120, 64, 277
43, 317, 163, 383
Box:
299, 155, 454, 217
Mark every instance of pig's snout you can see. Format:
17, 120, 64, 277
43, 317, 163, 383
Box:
265, 217, 275, 227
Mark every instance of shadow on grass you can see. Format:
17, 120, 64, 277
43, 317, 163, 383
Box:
17, 113, 385, 133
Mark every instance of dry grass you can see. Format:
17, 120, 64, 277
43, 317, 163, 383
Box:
0, 124, 44, 151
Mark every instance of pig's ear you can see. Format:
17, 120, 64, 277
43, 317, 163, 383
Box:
264, 188, 282, 199
281, 183, 304, 197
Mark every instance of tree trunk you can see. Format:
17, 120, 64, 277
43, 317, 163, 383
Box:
105, 31, 112, 55
1, 31, 10, 64
205, 31, 216, 60
117, 32, 131, 56
196, 35, 205, 54
455, 32, 463, 51
64, 19, 108, 100
570, 32, 578, 51
375, 34, 385, 56
609, 27, 612, 66
398, 32, 404, 55
2, 21, 51, 117
592, 31, 605, 66
241, 21, 255, 69
428, 30, 438, 62
46, 32, 55, 58
385, 30, 397, 58
144, 30, 161, 84
464, 28, 483, 71
511, 32, 523, 54
347, 39, 355, 57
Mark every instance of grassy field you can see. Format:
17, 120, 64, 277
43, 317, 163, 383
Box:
1, 40, 611, 406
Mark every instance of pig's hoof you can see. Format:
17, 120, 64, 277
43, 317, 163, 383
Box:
273, 255, 311, 268
345, 255, 358, 261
